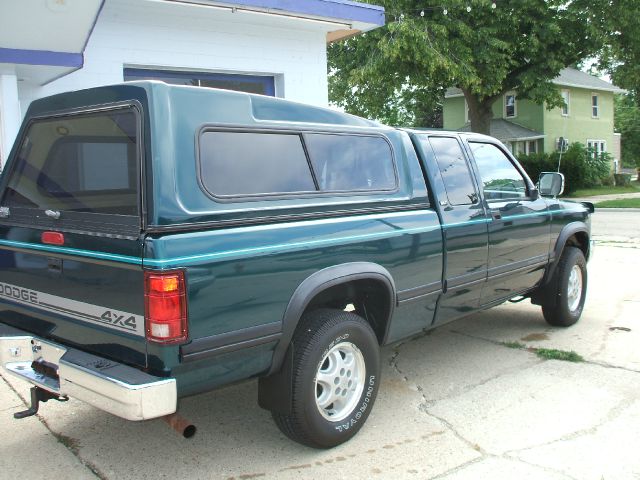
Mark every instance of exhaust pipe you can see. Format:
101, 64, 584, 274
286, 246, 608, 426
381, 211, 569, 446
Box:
162, 413, 196, 438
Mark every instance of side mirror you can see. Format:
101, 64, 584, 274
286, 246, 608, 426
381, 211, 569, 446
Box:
538, 172, 565, 197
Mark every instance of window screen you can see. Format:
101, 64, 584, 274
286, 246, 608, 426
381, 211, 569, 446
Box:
199, 131, 315, 196
305, 134, 395, 191
470, 142, 527, 200
425, 136, 477, 205
2, 109, 139, 216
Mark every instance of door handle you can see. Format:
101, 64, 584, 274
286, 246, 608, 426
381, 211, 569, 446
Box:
490, 209, 502, 220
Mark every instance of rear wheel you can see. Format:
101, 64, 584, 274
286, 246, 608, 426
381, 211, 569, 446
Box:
541, 246, 587, 327
272, 309, 380, 448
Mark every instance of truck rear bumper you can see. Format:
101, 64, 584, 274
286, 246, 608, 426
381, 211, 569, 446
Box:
0, 324, 176, 421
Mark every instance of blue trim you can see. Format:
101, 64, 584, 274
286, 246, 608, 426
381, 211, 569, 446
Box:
145, 225, 438, 267
0, 239, 141, 265
212, 0, 384, 26
0, 225, 437, 268
124, 68, 276, 97
442, 210, 554, 229
0, 48, 83, 68
0, 210, 568, 268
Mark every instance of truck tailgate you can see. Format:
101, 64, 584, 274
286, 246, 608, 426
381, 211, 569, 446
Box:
0, 105, 147, 368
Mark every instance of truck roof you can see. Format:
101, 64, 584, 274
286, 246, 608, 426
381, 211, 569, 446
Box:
26, 81, 382, 129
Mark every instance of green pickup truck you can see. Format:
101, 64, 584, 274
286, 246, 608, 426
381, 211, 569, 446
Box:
0, 83, 592, 448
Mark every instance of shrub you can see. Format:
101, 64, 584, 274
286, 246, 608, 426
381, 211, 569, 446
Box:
614, 173, 632, 186
517, 143, 611, 194
601, 175, 615, 186
516, 152, 554, 185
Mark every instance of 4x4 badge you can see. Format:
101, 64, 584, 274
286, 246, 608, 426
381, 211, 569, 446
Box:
100, 311, 138, 330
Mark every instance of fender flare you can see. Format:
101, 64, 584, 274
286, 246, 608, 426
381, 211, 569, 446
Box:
268, 262, 396, 376
536, 222, 590, 295
258, 262, 395, 414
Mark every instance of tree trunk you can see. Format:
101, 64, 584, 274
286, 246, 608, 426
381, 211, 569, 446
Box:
463, 91, 495, 135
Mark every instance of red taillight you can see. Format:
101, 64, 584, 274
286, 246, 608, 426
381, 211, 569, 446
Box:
42, 231, 64, 246
144, 270, 187, 344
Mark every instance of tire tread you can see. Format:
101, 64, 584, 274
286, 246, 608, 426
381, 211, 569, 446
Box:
272, 309, 377, 448
542, 246, 587, 327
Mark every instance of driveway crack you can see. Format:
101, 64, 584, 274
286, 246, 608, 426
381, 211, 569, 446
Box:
1, 375, 107, 480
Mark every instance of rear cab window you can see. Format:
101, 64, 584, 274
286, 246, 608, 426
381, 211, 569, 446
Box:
0, 106, 141, 236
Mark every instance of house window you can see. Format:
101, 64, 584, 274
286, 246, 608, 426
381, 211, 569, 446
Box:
526, 140, 538, 155
592, 94, 599, 118
505, 93, 516, 118
123, 68, 276, 96
561, 90, 570, 116
587, 139, 606, 159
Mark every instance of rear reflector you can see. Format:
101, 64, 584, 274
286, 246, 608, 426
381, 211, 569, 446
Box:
42, 231, 64, 246
144, 270, 187, 344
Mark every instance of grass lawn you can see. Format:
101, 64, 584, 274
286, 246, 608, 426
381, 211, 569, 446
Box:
596, 198, 640, 208
566, 182, 640, 198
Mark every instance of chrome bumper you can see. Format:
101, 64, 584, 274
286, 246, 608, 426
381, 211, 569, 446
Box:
0, 325, 176, 421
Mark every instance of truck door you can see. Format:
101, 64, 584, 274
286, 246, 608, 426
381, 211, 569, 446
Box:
413, 135, 489, 325
466, 141, 551, 305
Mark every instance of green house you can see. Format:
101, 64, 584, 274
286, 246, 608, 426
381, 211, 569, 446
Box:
443, 68, 624, 165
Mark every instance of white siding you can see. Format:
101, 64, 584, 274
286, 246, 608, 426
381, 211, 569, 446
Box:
19, 0, 329, 113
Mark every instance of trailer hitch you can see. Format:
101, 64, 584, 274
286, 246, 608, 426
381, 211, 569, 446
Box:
14, 386, 68, 419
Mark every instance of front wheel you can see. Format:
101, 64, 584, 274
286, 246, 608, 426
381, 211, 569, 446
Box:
272, 309, 380, 448
542, 246, 587, 327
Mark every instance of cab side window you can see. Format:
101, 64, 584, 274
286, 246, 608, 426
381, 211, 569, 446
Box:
469, 142, 527, 201
426, 136, 478, 205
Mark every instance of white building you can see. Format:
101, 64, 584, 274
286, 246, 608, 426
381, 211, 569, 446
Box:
0, 0, 385, 165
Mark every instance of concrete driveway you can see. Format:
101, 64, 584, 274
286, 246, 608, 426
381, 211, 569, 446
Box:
2, 210, 639, 480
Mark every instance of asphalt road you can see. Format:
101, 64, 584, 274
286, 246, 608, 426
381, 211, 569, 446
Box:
591, 209, 640, 244
1, 209, 639, 480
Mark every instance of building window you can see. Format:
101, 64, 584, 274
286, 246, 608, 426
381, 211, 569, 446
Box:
586, 139, 606, 159
124, 68, 276, 96
592, 94, 599, 118
505, 93, 516, 118
526, 140, 538, 155
561, 90, 570, 116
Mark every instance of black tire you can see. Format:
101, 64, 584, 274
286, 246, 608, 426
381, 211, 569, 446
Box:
272, 309, 381, 448
542, 246, 587, 327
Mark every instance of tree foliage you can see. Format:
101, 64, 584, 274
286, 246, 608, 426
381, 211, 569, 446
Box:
599, 0, 640, 100
614, 94, 640, 168
328, 0, 606, 132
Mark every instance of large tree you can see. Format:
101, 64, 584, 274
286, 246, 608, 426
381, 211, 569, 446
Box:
599, 0, 640, 101
614, 94, 640, 169
329, 0, 606, 133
